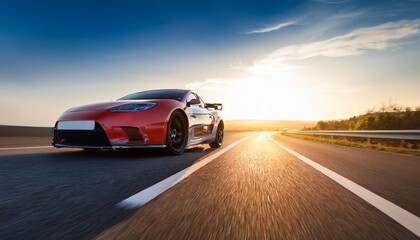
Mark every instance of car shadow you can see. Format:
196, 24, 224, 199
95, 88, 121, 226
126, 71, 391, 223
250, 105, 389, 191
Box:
50, 145, 216, 161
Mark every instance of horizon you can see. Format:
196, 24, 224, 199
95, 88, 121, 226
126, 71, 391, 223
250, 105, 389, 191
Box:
1, 0, 420, 126
0, 119, 318, 128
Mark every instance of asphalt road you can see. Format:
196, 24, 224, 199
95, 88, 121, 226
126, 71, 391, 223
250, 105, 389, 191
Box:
0, 132, 419, 239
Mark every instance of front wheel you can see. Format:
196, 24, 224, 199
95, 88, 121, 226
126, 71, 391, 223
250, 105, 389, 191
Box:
209, 121, 224, 148
165, 111, 188, 155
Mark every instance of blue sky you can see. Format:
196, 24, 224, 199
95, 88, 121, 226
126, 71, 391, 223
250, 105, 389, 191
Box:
1, 0, 420, 126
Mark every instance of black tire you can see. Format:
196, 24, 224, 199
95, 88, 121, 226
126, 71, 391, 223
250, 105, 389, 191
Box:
165, 111, 188, 155
209, 121, 224, 148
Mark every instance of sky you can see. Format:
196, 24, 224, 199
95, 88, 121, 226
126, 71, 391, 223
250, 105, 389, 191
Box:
1, 0, 419, 126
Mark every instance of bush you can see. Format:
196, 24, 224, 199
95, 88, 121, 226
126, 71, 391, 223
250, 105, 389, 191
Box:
303, 103, 420, 131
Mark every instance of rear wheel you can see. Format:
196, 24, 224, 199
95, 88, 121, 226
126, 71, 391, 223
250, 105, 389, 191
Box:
165, 111, 188, 155
210, 121, 224, 148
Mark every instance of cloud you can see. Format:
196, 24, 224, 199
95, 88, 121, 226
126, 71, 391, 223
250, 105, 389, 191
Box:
185, 78, 234, 91
330, 10, 366, 20
187, 19, 420, 96
252, 19, 420, 69
245, 21, 297, 34
188, 19, 420, 87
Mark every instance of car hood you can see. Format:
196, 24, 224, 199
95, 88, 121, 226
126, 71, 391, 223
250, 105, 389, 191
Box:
66, 100, 157, 112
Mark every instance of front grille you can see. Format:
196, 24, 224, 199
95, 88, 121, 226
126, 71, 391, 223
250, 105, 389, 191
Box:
54, 122, 110, 147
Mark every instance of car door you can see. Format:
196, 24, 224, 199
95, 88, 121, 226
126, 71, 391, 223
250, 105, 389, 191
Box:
186, 93, 213, 137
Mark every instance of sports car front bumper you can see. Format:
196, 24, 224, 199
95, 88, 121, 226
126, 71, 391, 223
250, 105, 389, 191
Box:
52, 120, 166, 149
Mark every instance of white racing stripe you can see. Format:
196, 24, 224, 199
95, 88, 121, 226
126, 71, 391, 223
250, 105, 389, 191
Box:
117, 134, 256, 209
0, 146, 52, 150
270, 134, 420, 237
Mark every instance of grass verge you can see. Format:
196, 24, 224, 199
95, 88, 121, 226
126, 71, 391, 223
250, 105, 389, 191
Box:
282, 132, 420, 156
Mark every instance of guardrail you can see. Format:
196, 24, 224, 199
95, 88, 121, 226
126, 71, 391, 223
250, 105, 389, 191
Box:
286, 130, 420, 143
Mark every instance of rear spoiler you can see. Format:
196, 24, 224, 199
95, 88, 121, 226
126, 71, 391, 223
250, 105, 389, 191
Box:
205, 103, 223, 110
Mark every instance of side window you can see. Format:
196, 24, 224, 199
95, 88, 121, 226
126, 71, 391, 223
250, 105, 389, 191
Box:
188, 93, 205, 108
187, 93, 196, 103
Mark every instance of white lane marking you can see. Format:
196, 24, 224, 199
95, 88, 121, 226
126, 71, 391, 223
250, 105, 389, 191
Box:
270, 134, 420, 237
0, 146, 52, 150
117, 134, 256, 209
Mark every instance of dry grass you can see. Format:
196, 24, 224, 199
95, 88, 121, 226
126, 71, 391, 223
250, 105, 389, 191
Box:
0, 137, 52, 147
283, 132, 420, 156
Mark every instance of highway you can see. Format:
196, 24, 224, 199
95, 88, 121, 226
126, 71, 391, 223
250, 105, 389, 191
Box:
0, 132, 419, 239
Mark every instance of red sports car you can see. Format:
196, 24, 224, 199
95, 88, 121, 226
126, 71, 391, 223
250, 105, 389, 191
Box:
52, 89, 224, 154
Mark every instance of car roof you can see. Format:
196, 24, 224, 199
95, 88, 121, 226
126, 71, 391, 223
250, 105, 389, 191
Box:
141, 89, 190, 93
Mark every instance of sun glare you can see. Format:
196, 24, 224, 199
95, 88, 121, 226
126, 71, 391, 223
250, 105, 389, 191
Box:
227, 69, 306, 120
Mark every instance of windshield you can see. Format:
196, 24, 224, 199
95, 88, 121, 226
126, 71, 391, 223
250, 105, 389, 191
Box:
118, 89, 188, 101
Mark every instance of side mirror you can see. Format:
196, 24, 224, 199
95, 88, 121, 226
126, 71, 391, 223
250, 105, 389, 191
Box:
187, 98, 201, 106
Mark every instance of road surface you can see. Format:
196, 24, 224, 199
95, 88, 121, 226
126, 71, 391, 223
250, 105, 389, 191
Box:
0, 132, 419, 239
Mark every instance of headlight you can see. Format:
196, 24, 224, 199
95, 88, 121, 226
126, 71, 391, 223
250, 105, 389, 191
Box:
109, 102, 157, 112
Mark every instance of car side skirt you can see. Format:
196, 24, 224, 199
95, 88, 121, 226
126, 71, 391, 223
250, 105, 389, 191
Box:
53, 143, 166, 149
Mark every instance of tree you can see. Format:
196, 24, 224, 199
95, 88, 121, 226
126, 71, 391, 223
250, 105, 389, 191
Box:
304, 104, 420, 131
